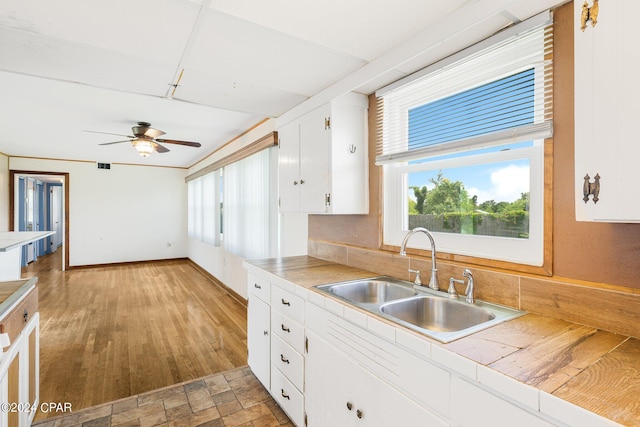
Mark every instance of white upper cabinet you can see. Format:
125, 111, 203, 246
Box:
575, 0, 640, 222
278, 93, 369, 214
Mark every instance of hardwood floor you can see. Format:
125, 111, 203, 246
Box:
22, 251, 249, 421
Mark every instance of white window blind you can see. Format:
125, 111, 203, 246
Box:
223, 148, 272, 259
376, 14, 553, 165
187, 171, 220, 245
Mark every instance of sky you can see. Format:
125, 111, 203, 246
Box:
407, 158, 530, 204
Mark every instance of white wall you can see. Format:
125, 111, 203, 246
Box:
188, 238, 249, 299
10, 157, 187, 266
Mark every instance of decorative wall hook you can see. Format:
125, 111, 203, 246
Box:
583, 173, 601, 204
580, 0, 599, 31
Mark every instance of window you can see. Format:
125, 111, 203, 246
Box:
187, 170, 221, 245
377, 14, 553, 266
186, 132, 278, 259
223, 148, 275, 259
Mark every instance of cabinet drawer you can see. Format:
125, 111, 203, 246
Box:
247, 273, 270, 303
271, 365, 304, 427
271, 334, 304, 392
271, 311, 305, 354
271, 285, 304, 323
0, 287, 38, 344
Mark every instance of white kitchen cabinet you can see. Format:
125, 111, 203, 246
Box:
247, 274, 270, 389
0, 290, 40, 427
574, 0, 640, 222
270, 284, 306, 426
452, 376, 555, 427
305, 330, 442, 427
246, 267, 308, 426
278, 92, 369, 214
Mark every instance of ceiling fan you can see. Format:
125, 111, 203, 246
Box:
86, 122, 202, 157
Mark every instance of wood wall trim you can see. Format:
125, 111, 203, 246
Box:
10, 155, 187, 170
185, 131, 278, 182
188, 118, 271, 170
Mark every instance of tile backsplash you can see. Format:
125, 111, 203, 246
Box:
308, 239, 640, 339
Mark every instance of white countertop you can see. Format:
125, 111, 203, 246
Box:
0, 231, 55, 252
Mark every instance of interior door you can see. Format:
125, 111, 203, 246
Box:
50, 186, 62, 253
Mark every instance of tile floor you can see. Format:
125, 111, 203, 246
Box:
33, 366, 293, 427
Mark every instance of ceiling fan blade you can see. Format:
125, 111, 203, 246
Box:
155, 139, 201, 147
99, 140, 133, 146
132, 122, 165, 139
84, 130, 135, 138
144, 128, 165, 139
155, 142, 170, 153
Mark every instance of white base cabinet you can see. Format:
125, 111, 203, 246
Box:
452, 376, 555, 427
278, 92, 369, 214
305, 330, 442, 427
269, 284, 305, 427
574, 0, 640, 222
0, 313, 39, 427
247, 274, 271, 389
245, 262, 620, 427
246, 267, 307, 426
247, 296, 270, 388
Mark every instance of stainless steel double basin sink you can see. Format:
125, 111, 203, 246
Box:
315, 277, 525, 343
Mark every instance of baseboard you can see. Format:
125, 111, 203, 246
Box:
67, 257, 189, 270
187, 259, 247, 308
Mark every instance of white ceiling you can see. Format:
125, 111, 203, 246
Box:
0, 0, 566, 168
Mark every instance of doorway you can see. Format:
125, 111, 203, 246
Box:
10, 171, 69, 271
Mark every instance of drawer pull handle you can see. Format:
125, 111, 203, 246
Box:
281, 324, 290, 333
281, 389, 290, 400
281, 299, 291, 306
263, 330, 269, 336
356, 409, 364, 419
254, 283, 262, 289
346, 402, 353, 411
280, 354, 290, 364
23, 310, 28, 323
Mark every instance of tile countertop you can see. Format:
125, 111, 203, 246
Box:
246, 256, 640, 426
0, 277, 37, 318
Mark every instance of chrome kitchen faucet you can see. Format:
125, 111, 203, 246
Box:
399, 227, 439, 291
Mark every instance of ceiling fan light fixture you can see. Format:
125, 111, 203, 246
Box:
132, 138, 155, 157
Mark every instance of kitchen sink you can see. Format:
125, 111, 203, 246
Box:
315, 278, 418, 305
314, 276, 525, 343
380, 296, 495, 332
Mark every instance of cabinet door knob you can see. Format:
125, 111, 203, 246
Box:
281, 389, 290, 400
280, 354, 290, 364
346, 402, 353, 411
300, 179, 305, 184
293, 180, 299, 185
281, 324, 290, 333
356, 409, 363, 419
